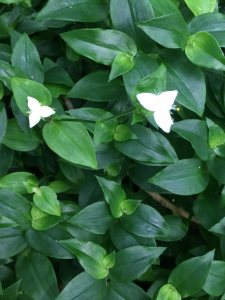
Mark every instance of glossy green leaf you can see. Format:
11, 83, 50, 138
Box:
11, 96, 31, 137
45, 67, 74, 87
172, 120, 214, 161
43, 120, 97, 169
16, 250, 59, 300
11, 77, 52, 115
0, 60, 27, 91
68, 201, 114, 234
109, 246, 165, 282
168, 251, 215, 297
207, 156, 225, 184
149, 159, 210, 195
110, 221, 156, 250
59, 239, 108, 279
2, 119, 39, 151
120, 200, 141, 215
156, 285, 181, 300
185, 0, 216, 16
60, 29, 137, 66
203, 261, 225, 296
185, 32, 225, 71
209, 217, 225, 237
68, 71, 127, 101
37, 0, 109, 22
0, 280, 21, 300
109, 53, 134, 82
120, 204, 171, 238
12, 33, 44, 83
106, 281, 151, 300
110, 0, 155, 54
96, 176, 126, 218
33, 186, 61, 216
114, 124, 178, 166
188, 13, 225, 47
160, 48, 206, 116
0, 190, 32, 230
103, 251, 115, 270
206, 118, 225, 149
137, 12, 189, 50
0, 216, 18, 229
0, 172, 32, 194
149, 0, 179, 17
0, 227, 27, 259
25, 225, 76, 259
0, 102, 7, 145
0, 145, 14, 179
55, 271, 106, 300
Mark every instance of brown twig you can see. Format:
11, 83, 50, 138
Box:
145, 191, 201, 226
64, 97, 74, 110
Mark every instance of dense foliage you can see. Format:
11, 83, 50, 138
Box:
0, 0, 225, 299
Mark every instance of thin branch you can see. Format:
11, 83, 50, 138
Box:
145, 191, 201, 226
64, 97, 74, 110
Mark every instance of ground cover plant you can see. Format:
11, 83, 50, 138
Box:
1, 0, 225, 299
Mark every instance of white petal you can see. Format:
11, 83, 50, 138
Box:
137, 93, 159, 111
29, 112, 41, 128
154, 110, 173, 133
39, 106, 55, 118
27, 97, 41, 111
157, 91, 178, 111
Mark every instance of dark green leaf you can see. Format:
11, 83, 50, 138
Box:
203, 261, 225, 296
0, 102, 7, 145
207, 156, 225, 184
0, 172, 32, 194
0, 145, 14, 179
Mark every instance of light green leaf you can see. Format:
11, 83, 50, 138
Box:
109, 53, 134, 82
185, 0, 216, 16
206, 118, 225, 149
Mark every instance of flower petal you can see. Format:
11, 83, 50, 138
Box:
157, 91, 178, 111
29, 112, 41, 128
154, 109, 173, 133
27, 96, 41, 111
137, 93, 159, 111
39, 106, 55, 118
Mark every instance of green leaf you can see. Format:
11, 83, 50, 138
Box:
188, 13, 225, 47
203, 261, 225, 296
185, 0, 216, 16
55, 271, 106, 300
48, 180, 70, 194
45, 67, 74, 87
0, 172, 32, 194
114, 124, 178, 166
16, 250, 59, 300
209, 217, 225, 237
149, 159, 210, 195
0, 44, 12, 63
156, 285, 181, 300
131, 63, 167, 105
137, 12, 189, 50
11, 96, 31, 137
59, 239, 108, 279
2, 119, 39, 152
33, 186, 61, 216
110, 221, 156, 250
36, 0, 109, 23
31, 206, 60, 231
110, 0, 155, 54
172, 120, 215, 161
96, 176, 126, 218
0, 280, 21, 300
0, 216, 18, 229
120, 204, 171, 238
0, 190, 32, 230
94, 120, 117, 145
123, 52, 159, 96
68, 72, 127, 101
121, 200, 141, 215
12, 33, 44, 83
149, 0, 179, 17
0, 103, 7, 145
106, 281, 151, 300
193, 193, 224, 229
25, 225, 76, 259
206, 118, 225, 149
159, 48, 206, 116
60, 29, 137, 66
103, 251, 115, 269
109, 246, 165, 282
114, 124, 138, 142
0, 227, 27, 259
185, 32, 225, 71
0, 145, 14, 179
156, 216, 188, 242
168, 251, 215, 297
109, 53, 134, 82
43, 120, 97, 169
68, 201, 114, 234
207, 156, 225, 184
11, 77, 52, 115
0, 60, 27, 91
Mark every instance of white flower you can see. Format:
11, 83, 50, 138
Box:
137, 91, 178, 133
27, 96, 55, 128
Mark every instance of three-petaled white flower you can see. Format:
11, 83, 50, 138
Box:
137, 91, 179, 133
27, 96, 55, 128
